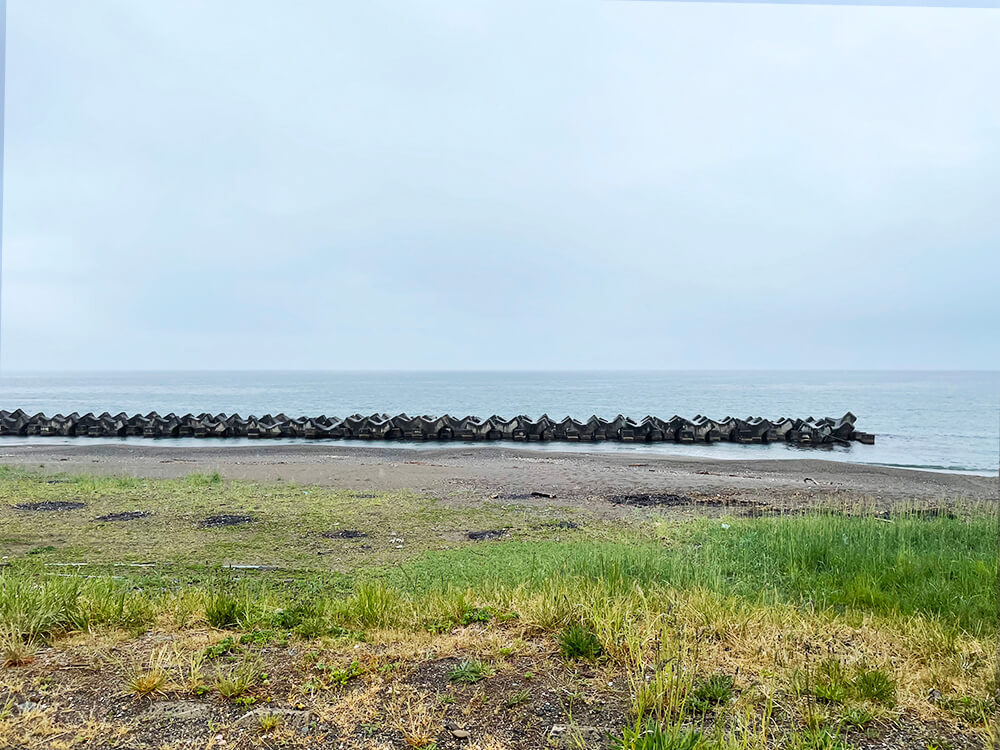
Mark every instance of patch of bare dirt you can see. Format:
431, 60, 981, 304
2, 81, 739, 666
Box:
13, 500, 86, 511
95, 510, 151, 522
199, 514, 254, 528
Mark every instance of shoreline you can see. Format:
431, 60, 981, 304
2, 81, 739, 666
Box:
0, 435, 995, 477
1, 442, 994, 512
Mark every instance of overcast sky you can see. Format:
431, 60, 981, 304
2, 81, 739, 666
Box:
2, 0, 997, 371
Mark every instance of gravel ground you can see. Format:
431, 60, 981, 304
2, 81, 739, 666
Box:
1, 442, 994, 515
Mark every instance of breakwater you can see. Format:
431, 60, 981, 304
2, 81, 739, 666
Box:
0, 409, 873, 445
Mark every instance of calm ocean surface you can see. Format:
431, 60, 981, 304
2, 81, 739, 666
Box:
0, 371, 997, 475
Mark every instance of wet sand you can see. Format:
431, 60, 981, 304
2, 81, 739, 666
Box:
1, 443, 994, 514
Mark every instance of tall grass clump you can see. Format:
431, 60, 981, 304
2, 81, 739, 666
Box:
558, 624, 603, 661
83, 579, 158, 635
337, 581, 401, 629
204, 584, 273, 629
0, 572, 84, 641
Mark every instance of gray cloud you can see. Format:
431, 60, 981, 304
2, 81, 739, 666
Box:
3, 0, 998, 369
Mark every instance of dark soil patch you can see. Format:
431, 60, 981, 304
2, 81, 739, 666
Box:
95, 511, 151, 522
321, 529, 368, 539
13, 500, 86, 511
199, 514, 254, 528
537, 519, 579, 530
467, 529, 509, 541
607, 493, 695, 508
495, 491, 558, 500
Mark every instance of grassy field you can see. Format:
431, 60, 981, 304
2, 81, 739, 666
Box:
0, 467, 995, 750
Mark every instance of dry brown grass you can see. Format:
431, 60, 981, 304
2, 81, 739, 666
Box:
0, 706, 135, 750
313, 676, 388, 734
1, 633, 36, 668
122, 646, 172, 698
390, 685, 443, 749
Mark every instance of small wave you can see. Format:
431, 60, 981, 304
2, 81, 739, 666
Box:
870, 461, 996, 476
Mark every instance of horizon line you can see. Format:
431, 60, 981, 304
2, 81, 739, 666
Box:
1, 368, 998, 375
621, 0, 999, 7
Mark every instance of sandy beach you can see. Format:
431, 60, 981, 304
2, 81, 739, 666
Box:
2, 442, 994, 515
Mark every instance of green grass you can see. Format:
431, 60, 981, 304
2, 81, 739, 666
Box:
616, 723, 715, 750
557, 624, 604, 660
0, 467, 995, 745
792, 659, 896, 707
690, 674, 734, 712
0, 471, 995, 640
384, 512, 997, 633
2, 468, 994, 636
0, 467, 536, 572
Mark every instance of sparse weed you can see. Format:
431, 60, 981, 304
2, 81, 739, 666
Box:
615, 721, 707, 750
1, 629, 36, 667
505, 688, 531, 708
215, 658, 261, 699
204, 636, 238, 659
838, 706, 874, 728
936, 693, 994, 725
177, 649, 206, 694
689, 674, 733, 712
794, 660, 896, 707
448, 659, 493, 684
785, 727, 853, 750
851, 667, 895, 706
460, 606, 491, 625
313, 659, 364, 687
124, 649, 171, 698
558, 624, 603, 661
258, 712, 282, 732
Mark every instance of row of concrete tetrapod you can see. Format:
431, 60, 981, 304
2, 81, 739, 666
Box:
0, 409, 874, 445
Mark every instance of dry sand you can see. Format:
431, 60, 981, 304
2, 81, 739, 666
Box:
1, 443, 994, 515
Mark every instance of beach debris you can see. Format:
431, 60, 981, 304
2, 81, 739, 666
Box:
14, 501, 86, 512
95, 510, 150, 522
0, 409, 873, 446
199, 514, 254, 528
467, 529, 509, 541
321, 529, 368, 539
530, 490, 556, 498
607, 494, 694, 508
541, 519, 579, 530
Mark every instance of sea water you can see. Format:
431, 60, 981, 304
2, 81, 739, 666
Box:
0, 370, 997, 475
